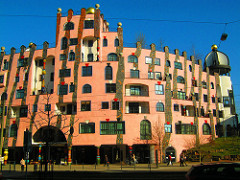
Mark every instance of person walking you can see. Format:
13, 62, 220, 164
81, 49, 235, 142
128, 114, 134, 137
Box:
180, 154, 184, 167
167, 155, 173, 166
104, 155, 109, 167
20, 158, 25, 173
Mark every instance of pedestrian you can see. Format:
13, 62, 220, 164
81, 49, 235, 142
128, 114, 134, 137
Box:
180, 154, 184, 167
183, 155, 188, 166
20, 158, 25, 173
167, 155, 173, 166
104, 155, 109, 167
132, 154, 137, 164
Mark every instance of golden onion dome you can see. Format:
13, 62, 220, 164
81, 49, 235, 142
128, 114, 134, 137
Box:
211, 44, 218, 51
86, 7, 95, 14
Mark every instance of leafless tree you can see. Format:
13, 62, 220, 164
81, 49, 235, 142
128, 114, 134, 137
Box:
135, 32, 147, 48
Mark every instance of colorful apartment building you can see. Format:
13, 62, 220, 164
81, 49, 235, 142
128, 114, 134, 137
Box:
0, 4, 237, 164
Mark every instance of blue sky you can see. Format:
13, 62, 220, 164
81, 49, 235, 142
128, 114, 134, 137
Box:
0, 0, 240, 115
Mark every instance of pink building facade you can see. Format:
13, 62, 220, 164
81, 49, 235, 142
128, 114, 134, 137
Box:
0, 5, 224, 164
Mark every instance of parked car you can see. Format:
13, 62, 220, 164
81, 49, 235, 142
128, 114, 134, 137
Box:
186, 163, 240, 180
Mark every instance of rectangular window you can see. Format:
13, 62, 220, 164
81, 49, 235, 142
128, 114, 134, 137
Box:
84, 20, 94, 29
81, 101, 91, 111
212, 96, 216, 103
100, 122, 125, 135
88, 40, 93, 47
15, 76, 19, 83
202, 81, 207, 89
195, 93, 199, 101
44, 104, 51, 111
58, 84, 68, 95
130, 69, 139, 78
106, 83, 116, 93
192, 80, 197, 87
175, 123, 196, 134
79, 123, 95, 133
129, 102, 139, 113
148, 72, 154, 79
82, 66, 92, 76
0, 75, 4, 83
16, 89, 25, 99
32, 104, 38, 112
154, 58, 160, 65
219, 110, 223, 118
69, 83, 75, 93
177, 91, 186, 100
145, 57, 152, 64
223, 97, 230, 107
155, 84, 164, 95
20, 106, 28, 117
203, 94, 208, 102
60, 54, 67, 60
213, 109, 216, 117
69, 38, 78, 45
17, 59, 24, 67
50, 72, 54, 81
155, 72, 162, 80
164, 124, 172, 133
59, 69, 71, 77
3, 60, 8, 70
174, 104, 179, 111
0, 106, 7, 116
101, 102, 109, 109
130, 86, 141, 96
174, 62, 182, 70
112, 101, 120, 110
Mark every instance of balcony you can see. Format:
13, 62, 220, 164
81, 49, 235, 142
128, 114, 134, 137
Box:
125, 84, 149, 97
125, 102, 149, 114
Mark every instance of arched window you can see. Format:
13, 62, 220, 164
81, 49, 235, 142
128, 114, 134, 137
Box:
69, 51, 75, 61
114, 38, 119, 47
105, 66, 112, 80
166, 60, 171, 67
177, 76, 185, 84
61, 37, 68, 50
203, 123, 211, 135
140, 120, 152, 140
10, 124, 18, 137
107, 53, 118, 61
82, 84, 92, 93
64, 22, 74, 30
156, 102, 164, 112
103, 39, 108, 47
128, 55, 138, 63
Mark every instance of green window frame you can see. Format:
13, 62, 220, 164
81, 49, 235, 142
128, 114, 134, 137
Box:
140, 120, 152, 140
79, 123, 95, 133
16, 89, 25, 99
174, 61, 182, 70
100, 122, 125, 135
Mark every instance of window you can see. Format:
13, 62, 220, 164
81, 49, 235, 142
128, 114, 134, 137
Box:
195, 93, 199, 101
128, 55, 138, 63
219, 110, 223, 118
64, 22, 74, 30
165, 124, 172, 133
69, 38, 78, 45
17, 59, 25, 67
148, 72, 154, 79
114, 38, 119, 47
15, 76, 19, 82
81, 101, 91, 111
200, 108, 205, 116
175, 123, 196, 134
145, 57, 152, 64
20, 106, 28, 117
103, 39, 108, 47
223, 97, 230, 107
156, 102, 164, 112
174, 104, 179, 111
112, 101, 119, 110
105, 66, 112, 80
140, 120, 151, 140
61, 37, 68, 50
82, 84, 91, 93
154, 58, 160, 65
213, 109, 216, 117
129, 102, 139, 113
107, 53, 118, 61
3, 60, 8, 70
50, 72, 54, 81
130, 86, 141, 96
88, 40, 93, 47
82, 66, 92, 76
59, 69, 71, 77
106, 83, 116, 93
212, 96, 216, 103
0, 75, 4, 83
211, 82, 214, 89
45, 104, 51, 111
60, 54, 67, 60
155, 72, 162, 80
174, 62, 182, 70
16, 89, 25, 99
192, 79, 197, 87
155, 84, 164, 95
32, 104, 38, 112
79, 123, 95, 133
69, 51, 75, 61
177, 76, 185, 84
202, 81, 207, 89
59, 84, 68, 95
130, 69, 139, 78
100, 122, 125, 135
87, 54, 93, 62
166, 60, 171, 67
10, 124, 18, 137
0, 106, 7, 116
69, 83, 75, 93
177, 91, 186, 100
203, 123, 211, 135
203, 94, 208, 102
84, 20, 94, 29
189, 65, 192, 72
102, 102, 109, 109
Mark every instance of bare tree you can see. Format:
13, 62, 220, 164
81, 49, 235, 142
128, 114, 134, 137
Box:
135, 32, 146, 48
159, 38, 165, 51
190, 44, 203, 61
